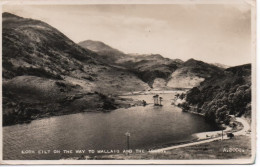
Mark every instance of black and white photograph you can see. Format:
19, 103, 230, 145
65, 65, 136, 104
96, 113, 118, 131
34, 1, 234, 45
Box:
0, 0, 256, 164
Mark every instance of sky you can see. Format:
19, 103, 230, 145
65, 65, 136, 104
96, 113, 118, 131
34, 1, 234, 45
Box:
3, 2, 252, 66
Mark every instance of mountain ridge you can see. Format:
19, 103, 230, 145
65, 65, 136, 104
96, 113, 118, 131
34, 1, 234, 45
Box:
79, 40, 226, 88
79, 40, 183, 87
2, 12, 149, 126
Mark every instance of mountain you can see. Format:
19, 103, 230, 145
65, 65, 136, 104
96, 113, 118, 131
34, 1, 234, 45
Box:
183, 64, 251, 124
167, 58, 223, 88
78, 40, 127, 64
79, 40, 183, 87
2, 12, 149, 126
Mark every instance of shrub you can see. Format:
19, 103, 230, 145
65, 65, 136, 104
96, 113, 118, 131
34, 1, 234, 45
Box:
227, 133, 234, 139
179, 102, 190, 112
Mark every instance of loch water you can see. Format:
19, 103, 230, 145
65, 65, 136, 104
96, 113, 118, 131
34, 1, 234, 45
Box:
3, 93, 218, 160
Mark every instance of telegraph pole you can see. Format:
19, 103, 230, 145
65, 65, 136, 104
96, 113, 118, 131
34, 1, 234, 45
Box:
220, 121, 224, 157
125, 132, 130, 154
222, 129, 224, 140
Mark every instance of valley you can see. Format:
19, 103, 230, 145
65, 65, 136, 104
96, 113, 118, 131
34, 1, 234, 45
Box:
2, 12, 231, 126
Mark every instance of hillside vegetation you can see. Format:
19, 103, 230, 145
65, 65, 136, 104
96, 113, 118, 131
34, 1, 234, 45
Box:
181, 64, 251, 125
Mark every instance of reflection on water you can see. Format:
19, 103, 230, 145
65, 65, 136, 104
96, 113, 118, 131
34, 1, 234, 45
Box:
3, 93, 217, 160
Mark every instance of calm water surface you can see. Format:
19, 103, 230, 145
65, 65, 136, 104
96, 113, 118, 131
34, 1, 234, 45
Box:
3, 93, 217, 160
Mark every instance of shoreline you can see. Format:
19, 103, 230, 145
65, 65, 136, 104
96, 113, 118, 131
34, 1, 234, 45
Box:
119, 89, 187, 96
4, 90, 182, 127
149, 116, 250, 153
3, 95, 145, 127
150, 100, 248, 152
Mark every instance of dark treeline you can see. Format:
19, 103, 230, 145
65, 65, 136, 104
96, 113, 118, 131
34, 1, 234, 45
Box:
179, 64, 251, 126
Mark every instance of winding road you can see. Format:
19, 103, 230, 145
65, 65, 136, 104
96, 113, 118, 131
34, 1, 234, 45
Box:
149, 117, 250, 153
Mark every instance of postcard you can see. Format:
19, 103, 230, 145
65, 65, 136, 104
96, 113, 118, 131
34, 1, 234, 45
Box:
0, 0, 256, 164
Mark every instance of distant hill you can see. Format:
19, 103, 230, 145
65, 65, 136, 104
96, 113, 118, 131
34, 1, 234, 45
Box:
79, 40, 183, 86
118, 54, 183, 87
183, 64, 251, 124
167, 58, 223, 88
78, 40, 127, 64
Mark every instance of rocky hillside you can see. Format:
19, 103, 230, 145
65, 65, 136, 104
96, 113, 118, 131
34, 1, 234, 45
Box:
119, 54, 183, 87
181, 64, 251, 125
2, 12, 149, 126
167, 59, 223, 88
79, 40, 183, 87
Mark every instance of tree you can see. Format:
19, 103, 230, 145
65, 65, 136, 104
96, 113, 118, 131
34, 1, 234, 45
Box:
180, 102, 190, 112
153, 94, 159, 105
159, 97, 163, 105
205, 111, 216, 124
186, 87, 200, 104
